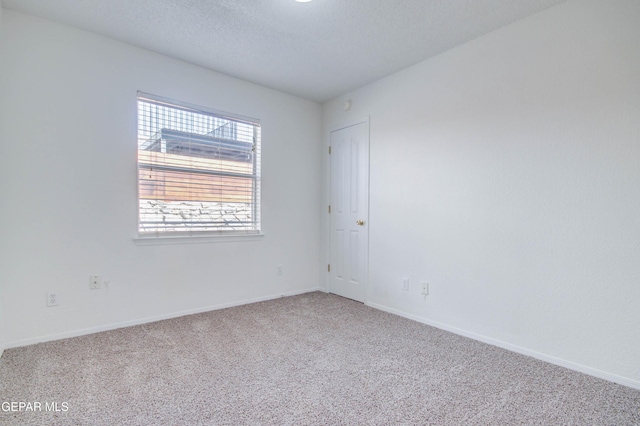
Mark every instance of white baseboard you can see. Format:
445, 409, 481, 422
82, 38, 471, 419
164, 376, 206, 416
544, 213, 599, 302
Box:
4, 287, 320, 350
6, 291, 637, 391
366, 301, 640, 391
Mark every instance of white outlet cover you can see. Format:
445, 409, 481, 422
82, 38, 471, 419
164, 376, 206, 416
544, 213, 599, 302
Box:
402, 278, 409, 291
90, 275, 100, 289
47, 292, 59, 306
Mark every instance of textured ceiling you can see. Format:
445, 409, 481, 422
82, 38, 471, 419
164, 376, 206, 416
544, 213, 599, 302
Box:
2, 0, 565, 103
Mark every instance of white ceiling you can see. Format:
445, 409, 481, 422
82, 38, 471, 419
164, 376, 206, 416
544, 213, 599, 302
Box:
2, 0, 565, 103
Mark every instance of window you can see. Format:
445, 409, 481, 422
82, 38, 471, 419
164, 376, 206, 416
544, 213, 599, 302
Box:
137, 92, 261, 236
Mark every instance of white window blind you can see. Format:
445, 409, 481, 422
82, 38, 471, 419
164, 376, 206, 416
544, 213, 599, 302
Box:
137, 92, 261, 236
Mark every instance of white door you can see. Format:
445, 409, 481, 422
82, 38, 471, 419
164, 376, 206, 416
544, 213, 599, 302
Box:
329, 120, 369, 302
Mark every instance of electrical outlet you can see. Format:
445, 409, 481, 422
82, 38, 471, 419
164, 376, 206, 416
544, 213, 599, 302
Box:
47, 292, 59, 307
402, 278, 410, 291
90, 275, 100, 289
421, 282, 429, 296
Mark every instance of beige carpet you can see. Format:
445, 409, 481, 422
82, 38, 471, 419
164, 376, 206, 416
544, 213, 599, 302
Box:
1, 292, 638, 425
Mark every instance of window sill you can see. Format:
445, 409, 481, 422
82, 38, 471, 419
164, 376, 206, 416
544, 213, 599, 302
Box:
133, 233, 265, 246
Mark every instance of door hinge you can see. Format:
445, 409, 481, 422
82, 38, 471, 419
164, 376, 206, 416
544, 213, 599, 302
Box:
328, 264, 331, 272
329, 146, 332, 154
328, 205, 331, 214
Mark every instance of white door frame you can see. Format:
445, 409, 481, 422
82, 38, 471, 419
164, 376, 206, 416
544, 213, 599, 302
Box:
326, 117, 370, 302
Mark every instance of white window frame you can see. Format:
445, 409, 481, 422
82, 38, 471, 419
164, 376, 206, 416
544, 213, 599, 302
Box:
135, 92, 261, 240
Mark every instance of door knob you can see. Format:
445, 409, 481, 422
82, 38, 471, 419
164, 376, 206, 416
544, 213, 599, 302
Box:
356, 219, 365, 226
